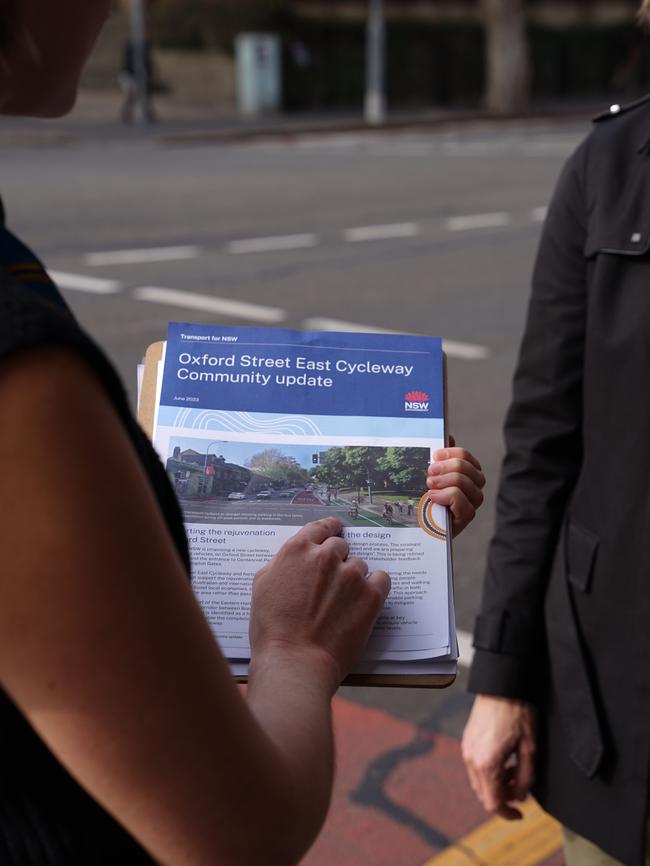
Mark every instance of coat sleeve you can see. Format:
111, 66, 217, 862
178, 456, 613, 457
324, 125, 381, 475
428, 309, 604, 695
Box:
468, 140, 589, 704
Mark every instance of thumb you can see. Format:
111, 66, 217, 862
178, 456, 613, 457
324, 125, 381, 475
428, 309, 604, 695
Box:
512, 737, 535, 801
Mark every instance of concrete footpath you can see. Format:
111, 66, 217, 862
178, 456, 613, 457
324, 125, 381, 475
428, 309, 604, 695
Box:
0, 89, 596, 147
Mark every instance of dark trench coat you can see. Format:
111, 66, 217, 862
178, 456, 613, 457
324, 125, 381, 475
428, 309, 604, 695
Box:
468, 94, 650, 866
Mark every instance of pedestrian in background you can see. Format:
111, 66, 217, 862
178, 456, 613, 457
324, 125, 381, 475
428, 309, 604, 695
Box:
118, 38, 156, 124
462, 4, 650, 864
0, 3, 485, 865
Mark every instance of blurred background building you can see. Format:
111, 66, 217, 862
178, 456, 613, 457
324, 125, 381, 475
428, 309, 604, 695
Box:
83, 0, 649, 118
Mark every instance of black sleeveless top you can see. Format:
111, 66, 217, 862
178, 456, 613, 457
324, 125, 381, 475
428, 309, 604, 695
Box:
0, 227, 190, 864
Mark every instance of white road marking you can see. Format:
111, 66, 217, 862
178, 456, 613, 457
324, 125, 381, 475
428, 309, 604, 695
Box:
85, 245, 200, 266
133, 286, 286, 324
530, 206, 548, 222
301, 317, 490, 361
48, 270, 122, 294
344, 222, 419, 243
445, 212, 511, 232
440, 339, 491, 361
227, 234, 317, 255
456, 629, 474, 668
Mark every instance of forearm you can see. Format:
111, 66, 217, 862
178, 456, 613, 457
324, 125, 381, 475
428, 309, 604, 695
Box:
246, 648, 338, 861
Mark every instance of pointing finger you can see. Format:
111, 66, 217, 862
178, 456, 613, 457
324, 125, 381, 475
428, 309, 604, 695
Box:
294, 517, 344, 545
366, 570, 391, 603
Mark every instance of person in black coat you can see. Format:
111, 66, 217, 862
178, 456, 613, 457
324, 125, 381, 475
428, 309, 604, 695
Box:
461, 7, 650, 865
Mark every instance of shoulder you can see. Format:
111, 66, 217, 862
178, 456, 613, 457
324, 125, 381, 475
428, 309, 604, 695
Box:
551, 93, 650, 207
0, 268, 128, 407
592, 92, 650, 124
586, 92, 650, 157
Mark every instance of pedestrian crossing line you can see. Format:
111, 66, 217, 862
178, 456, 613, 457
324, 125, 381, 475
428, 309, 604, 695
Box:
227, 233, 317, 254
445, 212, 511, 232
421, 799, 562, 866
530, 206, 548, 223
301, 317, 490, 362
133, 286, 286, 324
86, 245, 200, 266
48, 270, 122, 294
344, 222, 419, 242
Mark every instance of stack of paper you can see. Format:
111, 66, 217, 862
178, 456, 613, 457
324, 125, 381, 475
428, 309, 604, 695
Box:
139, 322, 458, 687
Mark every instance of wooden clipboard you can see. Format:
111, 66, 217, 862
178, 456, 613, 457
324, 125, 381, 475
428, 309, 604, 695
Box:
137, 342, 456, 690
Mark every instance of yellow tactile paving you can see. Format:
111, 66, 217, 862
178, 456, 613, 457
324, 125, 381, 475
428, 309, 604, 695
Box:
422, 799, 563, 866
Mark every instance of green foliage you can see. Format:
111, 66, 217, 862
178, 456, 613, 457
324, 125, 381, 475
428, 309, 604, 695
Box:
376, 447, 428, 490
280, 16, 650, 111
246, 448, 309, 487
529, 25, 649, 99
281, 18, 483, 111
310, 447, 348, 488
310, 446, 427, 493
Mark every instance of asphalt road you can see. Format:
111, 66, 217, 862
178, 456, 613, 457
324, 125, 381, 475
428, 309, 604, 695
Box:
1, 117, 589, 733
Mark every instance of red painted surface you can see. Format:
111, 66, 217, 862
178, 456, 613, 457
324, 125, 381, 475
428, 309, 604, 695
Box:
302, 696, 487, 866
292, 492, 321, 505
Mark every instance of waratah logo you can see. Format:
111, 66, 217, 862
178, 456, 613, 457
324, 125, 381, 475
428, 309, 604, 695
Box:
404, 390, 430, 412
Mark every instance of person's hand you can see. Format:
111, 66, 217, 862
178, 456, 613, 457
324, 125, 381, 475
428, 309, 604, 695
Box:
249, 517, 391, 690
461, 695, 537, 820
426, 438, 485, 537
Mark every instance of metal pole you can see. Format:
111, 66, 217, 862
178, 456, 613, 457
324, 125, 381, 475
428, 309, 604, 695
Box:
203, 442, 219, 496
129, 0, 149, 125
364, 0, 386, 126
367, 466, 373, 504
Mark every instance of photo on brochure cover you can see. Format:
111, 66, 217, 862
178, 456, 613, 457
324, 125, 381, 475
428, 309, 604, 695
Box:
165, 436, 430, 528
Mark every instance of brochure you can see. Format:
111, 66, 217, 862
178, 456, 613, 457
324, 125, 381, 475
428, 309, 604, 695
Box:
146, 322, 457, 683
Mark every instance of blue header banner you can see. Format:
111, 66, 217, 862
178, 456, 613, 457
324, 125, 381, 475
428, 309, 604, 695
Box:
161, 323, 443, 420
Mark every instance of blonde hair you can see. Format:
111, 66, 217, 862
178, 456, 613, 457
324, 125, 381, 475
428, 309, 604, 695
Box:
639, 0, 650, 26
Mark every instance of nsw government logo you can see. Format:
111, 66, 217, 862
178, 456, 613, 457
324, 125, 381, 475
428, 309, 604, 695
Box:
404, 390, 430, 412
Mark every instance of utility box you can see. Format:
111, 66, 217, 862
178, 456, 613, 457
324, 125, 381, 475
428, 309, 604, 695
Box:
235, 33, 282, 115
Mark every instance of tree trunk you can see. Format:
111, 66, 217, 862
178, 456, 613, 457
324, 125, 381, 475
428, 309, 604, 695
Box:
482, 0, 530, 114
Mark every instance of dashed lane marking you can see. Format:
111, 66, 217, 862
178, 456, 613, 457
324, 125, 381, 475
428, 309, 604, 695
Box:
86, 245, 200, 266
48, 270, 122, 294
302, 317, 490, 361
227, 233, 318, 254
445, 212, 511, 232
421, 798, 562, 866
133, 286, 286, 324
344, 222, 420, 242
78, 208, 547, 270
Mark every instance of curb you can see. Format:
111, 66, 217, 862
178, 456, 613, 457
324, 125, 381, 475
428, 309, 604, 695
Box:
155, 108, 596, 145
0, 106, 596, 148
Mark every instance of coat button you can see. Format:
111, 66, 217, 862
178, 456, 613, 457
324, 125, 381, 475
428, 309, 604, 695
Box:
610, 103, 621, 114
631, 232, 642, 243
